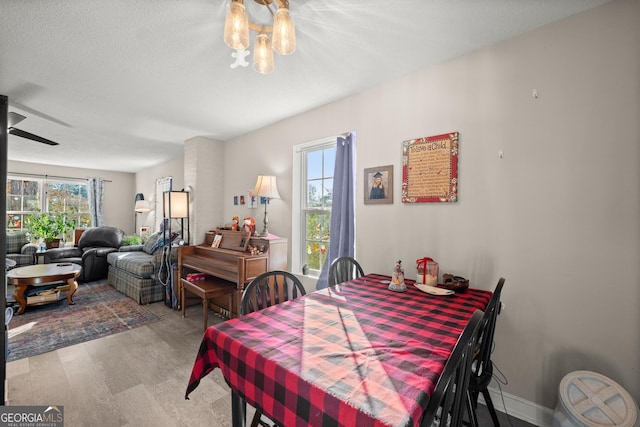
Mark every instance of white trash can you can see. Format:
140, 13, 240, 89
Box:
553, 370, 639, 427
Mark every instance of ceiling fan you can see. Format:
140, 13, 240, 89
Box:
8, 112, 59, 146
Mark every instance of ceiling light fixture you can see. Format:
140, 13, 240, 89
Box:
224, 0, 296, 74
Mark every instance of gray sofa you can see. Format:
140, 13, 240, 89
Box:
107, 232, 171, 304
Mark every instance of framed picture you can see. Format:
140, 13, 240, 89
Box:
402, 132, 458, 203
248, 191, 257, 209
364, 165, 393, 205
211, 234, 223, 248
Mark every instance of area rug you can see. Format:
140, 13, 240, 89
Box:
7, 279, 161, 361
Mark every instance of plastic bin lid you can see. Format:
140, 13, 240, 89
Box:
559, 370, 638, 427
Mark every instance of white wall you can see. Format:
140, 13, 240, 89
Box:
219, 0, 640, 412
135, 155, 184, 234
8, 160, 135, 233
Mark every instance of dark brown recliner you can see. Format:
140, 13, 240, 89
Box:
44, 226, 125, 282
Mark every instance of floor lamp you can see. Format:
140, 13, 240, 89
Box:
134, 193, 150, 236
252, 175, 280, 237
163, 190, 189, 245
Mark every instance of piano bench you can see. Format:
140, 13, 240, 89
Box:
181, 277, 236, 331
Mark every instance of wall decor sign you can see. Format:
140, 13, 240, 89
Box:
364, 165, 393, 205
402, 132, 458, 203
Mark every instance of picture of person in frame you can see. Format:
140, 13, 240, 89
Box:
370, 171, 385, 199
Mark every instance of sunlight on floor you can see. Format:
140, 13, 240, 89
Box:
8, 321, 38, 339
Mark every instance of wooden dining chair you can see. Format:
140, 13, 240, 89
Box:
421, 310, 484, 427
466, 277, 506, 427
240, 270, 307, 315
240, 270, 307, 427
328, 256, 364, 286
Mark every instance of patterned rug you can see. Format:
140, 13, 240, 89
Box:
7, 279, 161, 361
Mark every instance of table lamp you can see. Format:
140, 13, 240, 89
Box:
252, 175, 280, 237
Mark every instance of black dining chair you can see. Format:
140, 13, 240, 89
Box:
240, 270, 307, 315
421, 310, 484, 427
240, 270, 307, 427
328, 256, 364, 286
466, 277, 506, 427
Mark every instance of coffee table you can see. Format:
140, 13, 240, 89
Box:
7, 263, 82, 315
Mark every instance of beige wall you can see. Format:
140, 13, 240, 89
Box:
135, 155, 184, 234
217, 0, 640, 416
8, 160, 135, 233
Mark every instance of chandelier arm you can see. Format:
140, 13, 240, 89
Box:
248, 22, 273, 33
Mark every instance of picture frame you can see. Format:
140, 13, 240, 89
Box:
211, 234, 223, 248
402, 132, 458, 203
248, 191, 257, 209
364, 165, 393, 205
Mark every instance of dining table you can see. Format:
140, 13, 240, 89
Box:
185, 273, 492, 427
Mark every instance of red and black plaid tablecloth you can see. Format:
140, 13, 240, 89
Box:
186, 274, 491, 427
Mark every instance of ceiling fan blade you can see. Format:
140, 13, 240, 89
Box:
9, 127, 60, 146
8, 112, 26, 127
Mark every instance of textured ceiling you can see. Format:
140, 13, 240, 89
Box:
1, 0, 610, 173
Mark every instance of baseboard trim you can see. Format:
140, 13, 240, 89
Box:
478, 387, 555, 427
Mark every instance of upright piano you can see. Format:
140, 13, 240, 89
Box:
178, 232, 269, 321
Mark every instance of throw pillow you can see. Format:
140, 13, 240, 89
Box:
143, 232, 161, 255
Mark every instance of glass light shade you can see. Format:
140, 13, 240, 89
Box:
163, 191, 189, 218
253, 175, 281, 199
253, 33, 274, 74
134, 200, 150, 212
224, 1, 249, 50
272, 7, 296, 55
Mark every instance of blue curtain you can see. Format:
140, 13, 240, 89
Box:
86, 178, 105, 227
316, 132, 356, 290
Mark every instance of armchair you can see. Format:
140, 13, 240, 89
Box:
6, 231, 39, 267
44, 226, 124, 282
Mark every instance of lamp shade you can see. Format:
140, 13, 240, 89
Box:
134, 200, 150, 212
272, 7, 296, 55
163, 191, 189, 218
224, 0, 249, 50
253, 175, 281, 199
253, 33, 274, 74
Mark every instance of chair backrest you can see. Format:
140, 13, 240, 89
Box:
328, 256, 364, 286
78, 226, 125, 250
240, 270, 307, 315
6, 231, 30, 254
421, 310, 483, 427
473, 277, 505, 378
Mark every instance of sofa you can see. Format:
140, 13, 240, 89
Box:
6, 231, 39, 267
44, 226, 124, 282
107, 231, 170, 304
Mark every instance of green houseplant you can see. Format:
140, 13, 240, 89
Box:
122, 235, 142, 246
24, 211, 76, 248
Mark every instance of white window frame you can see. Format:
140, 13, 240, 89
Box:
7, 175, 90, 238
292, 136, 337, 276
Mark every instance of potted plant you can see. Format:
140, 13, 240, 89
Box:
24, 211, 76, 249
122, 235, 142, 246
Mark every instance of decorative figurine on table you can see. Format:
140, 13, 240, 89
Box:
388, 260, 407, 292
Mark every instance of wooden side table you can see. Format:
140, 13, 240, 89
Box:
33, 250, 46, 265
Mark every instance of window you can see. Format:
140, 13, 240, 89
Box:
7, 178, 41, 229
6, 175, 90, 241
292, 137, 336, 275
46, 180, 91, 229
